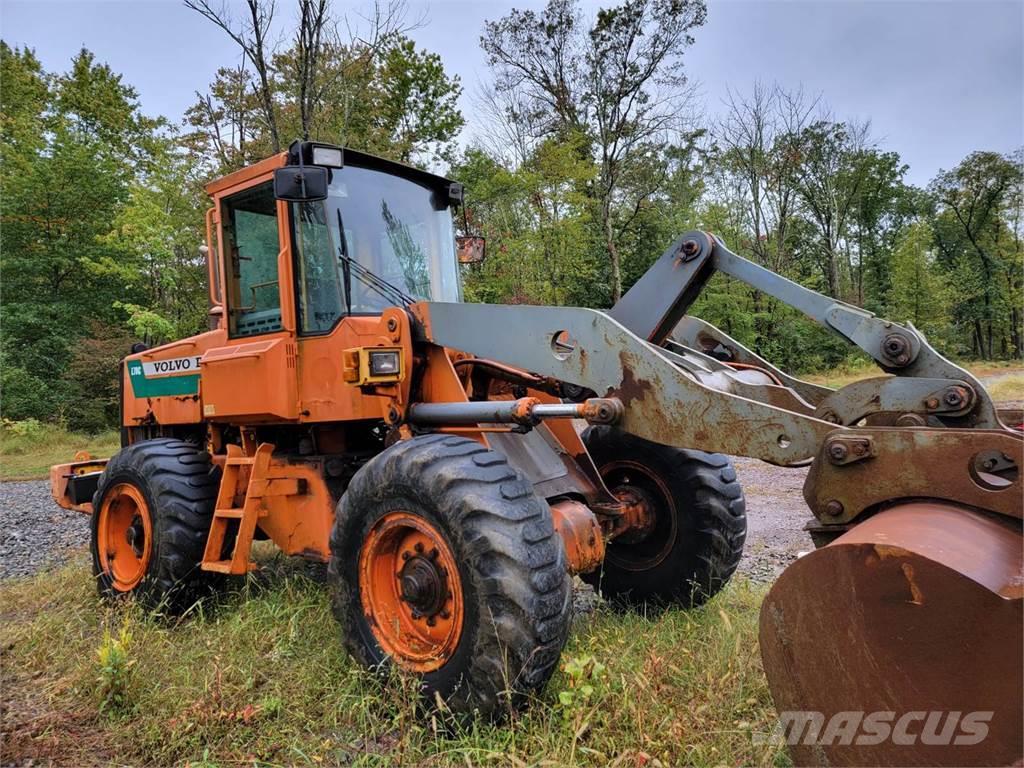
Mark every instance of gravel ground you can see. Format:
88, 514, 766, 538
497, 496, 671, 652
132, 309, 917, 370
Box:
0, 481, 90, 579
0, 458, 814, 584
732, 458, 811, 583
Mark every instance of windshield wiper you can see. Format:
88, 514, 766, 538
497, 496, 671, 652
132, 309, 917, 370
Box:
335, 208, 415, 309
336, 208, 353, 315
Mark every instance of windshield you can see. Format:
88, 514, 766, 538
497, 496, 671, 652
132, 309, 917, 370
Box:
291, 164, 460, 333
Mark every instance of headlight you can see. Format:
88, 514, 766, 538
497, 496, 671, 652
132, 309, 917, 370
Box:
368, 350, 400, 376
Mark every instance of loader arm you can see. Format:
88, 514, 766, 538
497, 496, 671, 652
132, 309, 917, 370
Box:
411, 300, 841, 467
411, 227, 1020, 527
610, 231, 1004, 429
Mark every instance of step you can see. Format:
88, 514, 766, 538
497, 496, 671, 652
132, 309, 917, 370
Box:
214, 507, 246, 519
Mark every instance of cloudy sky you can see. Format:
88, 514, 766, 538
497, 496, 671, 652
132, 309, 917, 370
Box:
2, 0, 1021, 185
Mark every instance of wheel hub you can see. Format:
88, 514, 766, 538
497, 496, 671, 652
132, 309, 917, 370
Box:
399, 548, 450, 621
612, 485, 657, 544
358, 511, 464, 671
125, 514, 146, 558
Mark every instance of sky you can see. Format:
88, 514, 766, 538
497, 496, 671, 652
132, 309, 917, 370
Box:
1, 0, 1021, 186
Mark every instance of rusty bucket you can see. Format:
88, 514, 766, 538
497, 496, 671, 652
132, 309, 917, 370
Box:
759, 502, 1023, 766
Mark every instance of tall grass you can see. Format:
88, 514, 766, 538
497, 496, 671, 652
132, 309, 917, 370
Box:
0, 420, 120, 480
0, 552, 784, 767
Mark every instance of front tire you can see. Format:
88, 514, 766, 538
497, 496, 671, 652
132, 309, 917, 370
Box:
329, 434, 572, 716
91, 438, 220, 613
582, 426, 746, 608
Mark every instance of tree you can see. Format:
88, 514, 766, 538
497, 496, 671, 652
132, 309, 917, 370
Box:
0, 44, 205, 428
930, 151, 1023, 358
481, 0, 707, 301
889, 221, 950, 343
184, 0, 461, 171
184, 0, 282, 152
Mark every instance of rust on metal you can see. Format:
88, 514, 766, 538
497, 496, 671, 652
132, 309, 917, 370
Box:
761, 502, 1023, 766
550, 500, 605, 574
607, 487, 656, 544
358, 511, 464, 672
804, 427, 1023, 525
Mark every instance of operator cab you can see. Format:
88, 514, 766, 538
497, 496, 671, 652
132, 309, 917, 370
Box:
221, 141, 471, 339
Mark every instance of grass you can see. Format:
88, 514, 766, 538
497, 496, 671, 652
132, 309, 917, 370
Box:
803, 358, 1023, 391
0, 551, 784, 767
0, 423, 120, 481
987, 373, 1024, 404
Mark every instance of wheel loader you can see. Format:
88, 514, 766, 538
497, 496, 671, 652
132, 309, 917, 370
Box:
51, 141, 1022, 765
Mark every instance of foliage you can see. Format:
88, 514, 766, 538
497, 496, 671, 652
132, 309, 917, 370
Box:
97, 622, 136, 716
481, 0, 707, 301
183, 0, 464, 173
0, 42, 205, 430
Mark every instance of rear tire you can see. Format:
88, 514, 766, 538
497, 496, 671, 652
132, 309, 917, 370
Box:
91, 438, 220, 614
329, 434, 572, 716
582, 426, 746, 608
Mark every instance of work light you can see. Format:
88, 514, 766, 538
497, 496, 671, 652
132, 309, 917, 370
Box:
311, 146, 343, 167
368, 350, 400, 376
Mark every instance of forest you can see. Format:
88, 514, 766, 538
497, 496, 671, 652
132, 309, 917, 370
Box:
2, 0, 1021, 432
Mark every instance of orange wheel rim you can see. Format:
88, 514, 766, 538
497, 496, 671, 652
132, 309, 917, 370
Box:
358, 511, 464, 672
97, 483, 152, 591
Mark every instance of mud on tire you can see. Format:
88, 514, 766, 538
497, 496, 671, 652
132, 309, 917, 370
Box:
582, 426, 746, 609
329, 434, 572, 717
91, 438, 221, 613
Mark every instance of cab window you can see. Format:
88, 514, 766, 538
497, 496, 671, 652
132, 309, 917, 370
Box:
221, 182, 282, 337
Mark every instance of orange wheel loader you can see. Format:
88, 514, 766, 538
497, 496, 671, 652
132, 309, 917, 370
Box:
51, 142, 1022, 765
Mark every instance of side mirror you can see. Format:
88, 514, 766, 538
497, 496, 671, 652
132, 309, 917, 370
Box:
456, 235, 486, 264
274, 166, 328, 202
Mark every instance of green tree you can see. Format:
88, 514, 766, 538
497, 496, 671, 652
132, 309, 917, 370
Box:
481, 0, 707, 301
930, 151, 1023, 358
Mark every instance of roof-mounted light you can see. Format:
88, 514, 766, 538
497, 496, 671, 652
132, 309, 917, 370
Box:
287, 140, 344, 168
312, 145, 343, 168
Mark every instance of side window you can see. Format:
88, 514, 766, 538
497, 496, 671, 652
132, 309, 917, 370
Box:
221, 182, 282, 337
293, 202, 345, 334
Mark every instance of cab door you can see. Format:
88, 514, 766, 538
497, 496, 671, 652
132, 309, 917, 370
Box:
200, 179, 299, 423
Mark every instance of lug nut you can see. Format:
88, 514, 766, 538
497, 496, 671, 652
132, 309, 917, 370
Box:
426, 616, 437, 627
401, 551, 411, 561
439, 609, 451, 620
824, 500, 844, 517
414, 542, 424, 554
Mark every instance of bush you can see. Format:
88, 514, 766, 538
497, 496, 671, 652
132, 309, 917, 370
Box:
0, 365, 59, 421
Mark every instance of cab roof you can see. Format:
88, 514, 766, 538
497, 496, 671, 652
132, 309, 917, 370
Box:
204, 144, 456, 199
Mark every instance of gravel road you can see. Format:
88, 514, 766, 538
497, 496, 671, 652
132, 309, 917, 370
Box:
0, 458, 814, 583
0, 481, 90, 579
